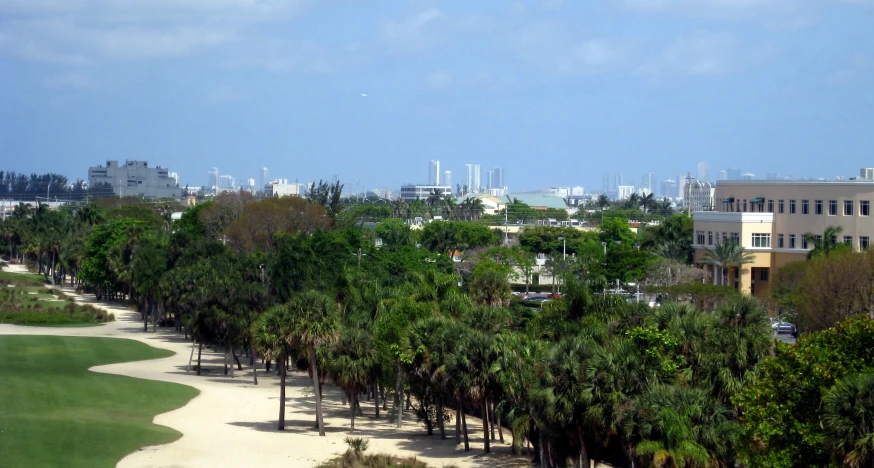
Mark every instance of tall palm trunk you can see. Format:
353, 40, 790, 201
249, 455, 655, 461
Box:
462, 409, 470, 451
482, 397, 491, 453
394, 363, 404, 428
310, 346, 326, 436
279, 357, 287, 430
250, 340, 258, 385
578, 432, 590, 468
437, 398, 446, 439
456, 403, 462, 444
196, 342, 203, 376
373, 377, 380, 417
350, 393, 357, 431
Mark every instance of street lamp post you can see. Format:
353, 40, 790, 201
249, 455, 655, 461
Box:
557, 237, 566, 294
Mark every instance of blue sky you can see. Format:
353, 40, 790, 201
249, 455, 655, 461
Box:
1, 0, 873, 194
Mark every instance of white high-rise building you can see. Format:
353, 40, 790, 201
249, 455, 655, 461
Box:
642, 173, 656, 195
444, 170, 452, 191
717, 170, 728, 181
429, 160, 440, 185
261, 167, 268, 190
466, 164, 481, 193
218, 175, 235, 191
697, 161, 710, 182
617, 185, 635, 200
571, 186, 585, 196
491, 167, 504, 190
208, 167, 219, 190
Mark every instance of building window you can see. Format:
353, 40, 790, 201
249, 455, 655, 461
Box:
697, 231, 705, 244
790, 200, 796, 214
743, 200, 748, 212
731, 232, 740, 243
815, 200, 823, 215
759, 269, 769, 281
722, 232, 727, 244
752, 233, 771, 248
802, 237, 809, 249
862, 201, 871, 217
778, 234, 784, 248
829, 200, 838, 216
862, 236, 871, 249
789, 234, 796, 248
801, 200, 809, 215
767, 200, 774, 213
778, 200, 785, 214
845, 200, 854, 216
844, 236, 853, 247
708, 231, 713, 245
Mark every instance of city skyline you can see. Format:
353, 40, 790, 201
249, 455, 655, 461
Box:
2, 2, 873, 192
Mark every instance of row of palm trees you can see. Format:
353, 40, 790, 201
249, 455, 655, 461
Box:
389, 192, 486, 222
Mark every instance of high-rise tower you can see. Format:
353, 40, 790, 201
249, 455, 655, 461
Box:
429, 160, 440, 185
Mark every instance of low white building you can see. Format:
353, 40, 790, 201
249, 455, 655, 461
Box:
399, 184, 452, 201
266, 179, 303, 197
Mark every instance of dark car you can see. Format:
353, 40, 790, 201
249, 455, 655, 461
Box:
772, 321, 798, 337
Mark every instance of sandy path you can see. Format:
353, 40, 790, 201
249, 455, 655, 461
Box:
0, 265, 530, 468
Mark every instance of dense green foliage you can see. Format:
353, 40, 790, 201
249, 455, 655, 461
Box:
735, 316, 874, 467
4, 191, 872, 467
0, 336, 198, 468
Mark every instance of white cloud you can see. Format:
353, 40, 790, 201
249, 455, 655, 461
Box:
379, 8, 448, 51
203, 85, 244, 104
636, 31, 741, 77
221, 40, 367, 75
514, 22, 625, 75
828, 52, 873, 85
426, 70, 453, 90
43, 72, 95, 90
619, 0, 802, 18
0, 0, 302, 63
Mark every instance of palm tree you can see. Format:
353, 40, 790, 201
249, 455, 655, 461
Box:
702, 239, 755, 288
391, 198, 408, 219
597, 194, 610, 211
640, 192, 655, 214
823, 373, 874, 468
803, 225, 849, 259
252, 304, 297, 430
289, 290, 342, 436
469, 269, 511, 307
626, 193, 641, 210
630, 385, 737, 467
328, 327, 377, 431
657, 197, 673, 216
532, 336, 596, 468
710, 297, 772, 403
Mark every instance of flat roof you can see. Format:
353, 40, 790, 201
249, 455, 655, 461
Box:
717, 179, 874, 186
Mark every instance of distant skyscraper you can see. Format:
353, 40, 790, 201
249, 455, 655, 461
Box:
444, 170, 452, 190
603, 173, 610, 193
261, 167, 268, 190
660, 179, 677, 199
766, 172, 778, 180
492, 167, 504, 189
642, 173, 656, 195
614, 173, 623, 191
218, 175, 235, 190
429, 160, 440, 185
466, 164, 481, 192
717, 170, 728, 181
697, 161, 710, 182
208, 167, 219, 189
727, 168, 742, 180
486, 169, 494, 189
742, 173, 756, 180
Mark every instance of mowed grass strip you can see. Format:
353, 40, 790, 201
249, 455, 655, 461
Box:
0, 336, 199, 468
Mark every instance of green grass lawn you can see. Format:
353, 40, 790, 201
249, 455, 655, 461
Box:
0, 336, 199, 468
0, 270, 47, 284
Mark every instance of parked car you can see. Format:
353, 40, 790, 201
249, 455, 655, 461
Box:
547, 293, 563, 299
772, 321, 798, 337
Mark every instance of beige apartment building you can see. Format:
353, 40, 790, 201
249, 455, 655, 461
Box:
691, 179, 874, 299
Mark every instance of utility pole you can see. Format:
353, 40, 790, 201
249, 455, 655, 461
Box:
504, 208, 509, 246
